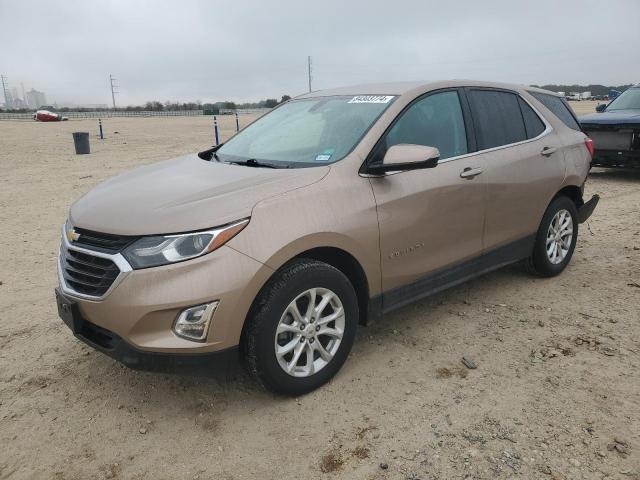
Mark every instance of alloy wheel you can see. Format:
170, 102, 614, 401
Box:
274, 287, 345, 377
546, 209, 573, 264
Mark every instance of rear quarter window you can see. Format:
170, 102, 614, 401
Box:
530, 92, 581, 131
518, 97, 546, 139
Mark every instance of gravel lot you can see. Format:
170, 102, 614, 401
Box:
1, 104, 639, 479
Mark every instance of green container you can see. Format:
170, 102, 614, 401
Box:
72, 132, 90, 155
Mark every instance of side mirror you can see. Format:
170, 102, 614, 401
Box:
368, 144, 440, 173
596, 104, 607, 113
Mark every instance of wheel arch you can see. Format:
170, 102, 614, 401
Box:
534, 184, 583, 234
553, 184, 584, 208
287, 246, 371, 326
240, 244, 374, 353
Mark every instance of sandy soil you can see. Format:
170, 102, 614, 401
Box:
0, 113, 638, 480
570, 100, 605, 117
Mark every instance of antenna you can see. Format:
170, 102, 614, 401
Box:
109, 74, 119, 109
307, 56, 312, 93
1, 75, 10, 108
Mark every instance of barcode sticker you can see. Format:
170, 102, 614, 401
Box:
348, 95, 395, 104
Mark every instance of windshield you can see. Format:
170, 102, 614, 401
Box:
606, 88, 640, 111
216, 95, 396, 168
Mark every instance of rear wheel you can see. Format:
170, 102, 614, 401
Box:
524, 196, 578, 277
244, 259, 358, 396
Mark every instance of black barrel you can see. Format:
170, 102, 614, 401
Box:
72, 132, 90, 154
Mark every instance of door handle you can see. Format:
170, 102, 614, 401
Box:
541, 146, 557, 157
460, 167, 483, 179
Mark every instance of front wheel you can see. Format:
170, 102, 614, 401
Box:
524, 196, 578, 277
243, 259, 358, 396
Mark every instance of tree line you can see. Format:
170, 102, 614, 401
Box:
4, 85, 636, 113
531, 84, 633, 95
0, 95, 292, 113
137, 95, 292, 112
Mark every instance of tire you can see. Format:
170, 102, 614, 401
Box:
524, 196, 578, 277
243, 259, 358, 396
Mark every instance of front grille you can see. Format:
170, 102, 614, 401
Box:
72, 228, 137, 253
60, 247, 120, 296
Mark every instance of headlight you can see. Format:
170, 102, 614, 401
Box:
122, 219, 249, 269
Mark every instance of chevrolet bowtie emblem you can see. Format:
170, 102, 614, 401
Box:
66, 228, 80, 242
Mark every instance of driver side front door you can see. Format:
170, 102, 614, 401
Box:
367, 89, 487, 311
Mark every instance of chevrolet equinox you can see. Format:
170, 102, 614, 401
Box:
56, 81, 599, 395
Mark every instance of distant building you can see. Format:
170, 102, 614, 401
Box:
12, 97, 26, 108
7, 87, 27, 109
26, 89, 46, 109
2, 91, 14, 108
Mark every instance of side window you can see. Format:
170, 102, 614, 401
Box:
375, 91, 468, 162
530, 92, 581, 131
518, 97, 546, 139
468, 90, 526, 149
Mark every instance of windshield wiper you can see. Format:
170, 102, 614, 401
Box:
228, 158, 288, 169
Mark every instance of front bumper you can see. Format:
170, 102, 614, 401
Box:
57, 235, 274, 355
56, 288, 238, 375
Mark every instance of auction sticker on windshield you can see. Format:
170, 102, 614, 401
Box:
315, 148, 334, 162
348, 95, 395, 104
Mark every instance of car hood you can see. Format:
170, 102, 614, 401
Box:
70, 154, 330, 235
579, 110, 640, 125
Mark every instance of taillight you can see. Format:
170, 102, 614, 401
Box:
585, 137, 594, 157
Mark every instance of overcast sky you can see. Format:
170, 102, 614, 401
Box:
1, 0, 638, 106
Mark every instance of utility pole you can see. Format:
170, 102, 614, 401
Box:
307, 56, 312, 93
109, 74, 119, 110
1, 75, 10, 108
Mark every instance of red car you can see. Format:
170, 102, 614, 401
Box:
33, 110, 68, 122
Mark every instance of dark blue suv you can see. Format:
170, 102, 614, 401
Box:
579, 85, 640, 168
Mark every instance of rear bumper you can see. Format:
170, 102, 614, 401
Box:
577, 194, 599, 224
56, 288, 239, 376
592, 150, 640, 168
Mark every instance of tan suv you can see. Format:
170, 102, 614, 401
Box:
56, 80, 599, 395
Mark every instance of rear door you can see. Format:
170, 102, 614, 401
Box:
466, 88, 564, 252
367, 89, 487, 306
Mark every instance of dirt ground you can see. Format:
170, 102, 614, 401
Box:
1, 105, 639, 480
570, 100, 606, 117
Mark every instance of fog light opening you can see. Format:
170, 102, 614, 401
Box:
173, 302, 218, 342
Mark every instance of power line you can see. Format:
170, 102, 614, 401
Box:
307, 56, 312, 93
109, 74, 119, 109
1, 75, 10, 108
